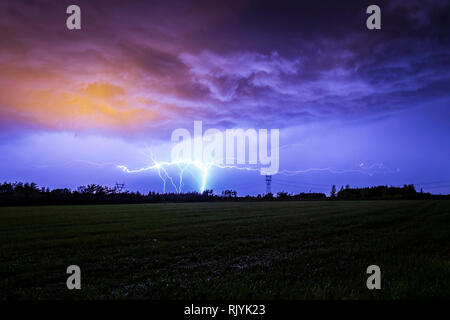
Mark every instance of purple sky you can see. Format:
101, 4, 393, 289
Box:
0, 0, 449, 195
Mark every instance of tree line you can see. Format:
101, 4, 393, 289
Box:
0, 181, 447, 206
330, 184, 449, 200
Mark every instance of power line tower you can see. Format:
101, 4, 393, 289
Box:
115, 182, 125, 193
265, 175, 272, 194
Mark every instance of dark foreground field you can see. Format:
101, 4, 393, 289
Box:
1, 200, 449, 299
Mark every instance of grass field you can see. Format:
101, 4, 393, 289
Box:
1, 200, 449, 299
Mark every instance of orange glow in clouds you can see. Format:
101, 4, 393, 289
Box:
0, 70, 164, 132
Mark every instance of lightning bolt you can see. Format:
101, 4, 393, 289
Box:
118, 158, 399, 193
117, 159, 264, 193
117, 142, 271, 195
116, 145, 398, 193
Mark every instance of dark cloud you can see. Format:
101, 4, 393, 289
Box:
0, 0, 449, 135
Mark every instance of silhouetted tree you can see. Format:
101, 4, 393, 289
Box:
202, 189, 214, 197
330, 185, 337, 199
277, 191, 289, 200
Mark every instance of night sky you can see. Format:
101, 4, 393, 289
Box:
0, 0, 449, 195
